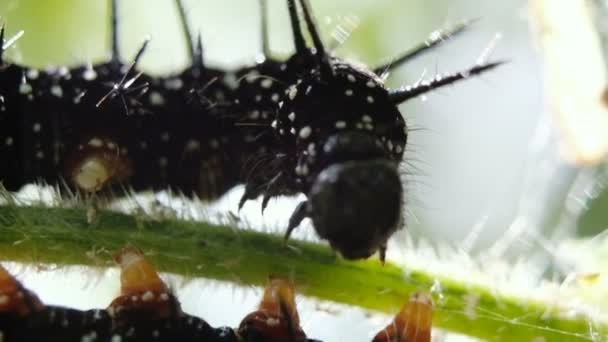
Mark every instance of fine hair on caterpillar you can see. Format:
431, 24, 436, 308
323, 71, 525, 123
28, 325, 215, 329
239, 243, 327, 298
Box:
0, 0, 503, 262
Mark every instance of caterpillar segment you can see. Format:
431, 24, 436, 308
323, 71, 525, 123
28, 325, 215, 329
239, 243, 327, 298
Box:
0, 249, 434, 341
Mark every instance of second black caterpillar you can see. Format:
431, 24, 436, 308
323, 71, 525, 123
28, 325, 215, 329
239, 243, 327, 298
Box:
0, 0, 502, 261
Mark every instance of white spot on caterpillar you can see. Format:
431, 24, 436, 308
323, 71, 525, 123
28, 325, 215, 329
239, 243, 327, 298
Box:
73, 92, 86, 104
366, 96, 375, 104
107, 142, 117, 150
93, 310, 103, 320
80, 331, 98, 342
288, 112, 296, 121
266, 317, 280, 326
88, 138, 103, 148
35, 150, 44, 159
159, 293, 169, 301
307, 143, 316, 155
58, 66, 69, 78
366, 80, 376, 88
149, 92, 165, 106
19, 82, 32, 95
335, 121, 347, 129
160, 132, 170, 142
362, 115, 373, 123
249, 110, 260, 120
345, 89, 354, 96
83, 68, 97, 81
185, 139, 200, 151
290, 127, 296, 135
165, 78, 183, 90
387, 140, 394, 151
152, 330, 160, 338
0, 295, 8, 305
73, 158, 108, 192
271, 93, 280, 102
347, 74, 356, 82
395, 145, 403, 154
50, 85, 63, 98
32, 122, 41, 133
245, 71, 259, 83
111, 335, 122, 342
271, 120, 278, 129
299, 126, 312, 139
223, 72, 239, 89
261, 79, 273, 88
142, 291, 155, 302
5, 136, 13, 146
288, 86, 298, 100
255, 94, 262, 102
27, 69, 39, 80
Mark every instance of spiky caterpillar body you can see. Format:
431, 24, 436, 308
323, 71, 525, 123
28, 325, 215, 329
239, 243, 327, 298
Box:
0, 0, 502, 261
0, 54, 238, 200
0, 246, 434, 342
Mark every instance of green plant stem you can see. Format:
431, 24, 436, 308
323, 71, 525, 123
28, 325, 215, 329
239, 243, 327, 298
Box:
0, 204, 604, 341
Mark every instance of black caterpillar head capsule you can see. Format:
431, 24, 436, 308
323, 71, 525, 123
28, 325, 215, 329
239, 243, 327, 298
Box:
307, 160, 402, 260
286, 131, 404, 260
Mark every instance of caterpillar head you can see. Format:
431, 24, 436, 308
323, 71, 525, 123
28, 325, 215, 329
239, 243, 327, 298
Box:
308, 159, 403, 260
276, 0, 501, 261
278, 55, 407, 262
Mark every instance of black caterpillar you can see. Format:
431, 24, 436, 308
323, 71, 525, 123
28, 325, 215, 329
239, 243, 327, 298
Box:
0, 0, 502, 262
0, 245, 434, 342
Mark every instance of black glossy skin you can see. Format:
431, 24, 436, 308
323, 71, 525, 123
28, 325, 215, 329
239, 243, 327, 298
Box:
0, 279, 319, 342
0, 306, 239, 342
0, 54, 239, 200
14, 308, 112, 342
308, 160, 403, 259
